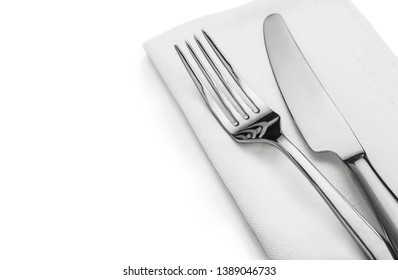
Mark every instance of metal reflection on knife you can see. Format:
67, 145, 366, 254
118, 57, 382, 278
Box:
263, 13, 398, 255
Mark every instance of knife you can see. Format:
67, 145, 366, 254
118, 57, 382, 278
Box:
263, 13, 398, 255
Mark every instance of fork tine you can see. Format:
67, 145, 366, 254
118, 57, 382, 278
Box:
185, 40, 243, 126
202, 30, 261, 113
174, 45, 205, 96
194, 35, 250, 120
174, 45, 239, 127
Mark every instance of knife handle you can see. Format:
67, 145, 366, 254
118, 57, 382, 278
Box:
275, 134, 396, 260
347, 155, 398, 256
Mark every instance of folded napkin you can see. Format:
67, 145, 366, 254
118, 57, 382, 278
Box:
144, 0, 398, 259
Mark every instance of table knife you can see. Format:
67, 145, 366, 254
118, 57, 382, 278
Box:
263, 13, 398, 255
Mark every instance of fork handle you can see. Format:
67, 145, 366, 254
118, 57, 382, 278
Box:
347, 155, 398, 256
275, 134, 396, 260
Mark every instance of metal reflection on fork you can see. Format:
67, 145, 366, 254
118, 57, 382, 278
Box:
174, 31, 396, 260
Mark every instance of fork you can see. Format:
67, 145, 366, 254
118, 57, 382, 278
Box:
174, 30, 396, 260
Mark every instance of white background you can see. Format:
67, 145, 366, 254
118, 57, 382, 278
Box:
0, 0, 397, 278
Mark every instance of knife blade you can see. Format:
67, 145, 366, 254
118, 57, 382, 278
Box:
264, 13, 398, 255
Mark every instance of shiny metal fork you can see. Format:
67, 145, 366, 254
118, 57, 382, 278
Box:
174, 31, 396, 260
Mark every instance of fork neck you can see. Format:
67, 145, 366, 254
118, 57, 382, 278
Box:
234, 112, 282, 142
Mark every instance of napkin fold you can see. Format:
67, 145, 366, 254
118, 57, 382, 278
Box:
144, 0, 398, 259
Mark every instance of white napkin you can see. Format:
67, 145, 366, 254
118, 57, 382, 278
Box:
144, 0, 398, 259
